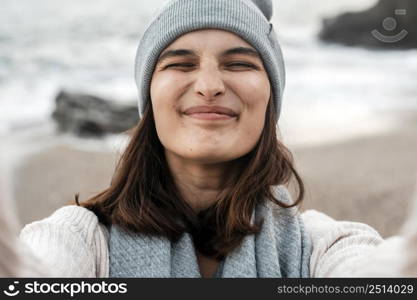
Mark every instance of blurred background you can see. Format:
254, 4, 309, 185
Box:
0, 0, 416, 237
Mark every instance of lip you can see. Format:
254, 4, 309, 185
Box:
185, 112, 235, 120
183, 105, 238, 121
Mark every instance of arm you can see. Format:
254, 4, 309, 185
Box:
19, 205, 108, 277
302, 187, 417, 277
0, 175, 50, 277
398, 183, 417, 277
0, 212, 51, 277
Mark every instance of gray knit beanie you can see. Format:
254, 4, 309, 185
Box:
134, 0, 285, 122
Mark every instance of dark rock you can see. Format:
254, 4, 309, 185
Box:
319, 0, 417, 49
52, 90, 138, 137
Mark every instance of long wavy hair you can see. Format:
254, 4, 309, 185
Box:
74, 93, 304, 259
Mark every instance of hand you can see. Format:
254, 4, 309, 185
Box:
398, 178, 417, 276
0, 175, 48, 277
0, 175, 22, 276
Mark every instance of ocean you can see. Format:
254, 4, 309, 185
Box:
1, 0, 416, 147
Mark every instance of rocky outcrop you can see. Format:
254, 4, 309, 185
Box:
52, 90, 138, 137
319, 0, 417, 49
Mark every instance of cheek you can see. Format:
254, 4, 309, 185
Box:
150, 74, 186, 121
150, 74, 194, 153
150, 75, 183, 106
231, 72, 270, 107
240, 106, 267, 144
232, 74, 270, 143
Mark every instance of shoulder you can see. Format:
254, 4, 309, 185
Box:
300, 209, 385, 277
20, 205, 109, 277
300, 209, 382, 239
21, 205, 108, 244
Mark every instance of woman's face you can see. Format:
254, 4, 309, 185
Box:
150, 29, 271, 164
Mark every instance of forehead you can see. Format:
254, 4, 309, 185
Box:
165, 29, 254, 51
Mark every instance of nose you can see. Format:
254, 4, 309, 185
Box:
193, 64, 225, 100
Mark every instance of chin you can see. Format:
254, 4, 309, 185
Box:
186, 152, 233, 164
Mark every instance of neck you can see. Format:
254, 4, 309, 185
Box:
165, 149, 239, 213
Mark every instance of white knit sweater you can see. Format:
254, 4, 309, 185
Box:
16, 205, 414, 277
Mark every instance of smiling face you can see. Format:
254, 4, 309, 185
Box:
150, 29, 271, 165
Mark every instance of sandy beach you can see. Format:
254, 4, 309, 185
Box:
6, 111, 417, 238
291, 111, 417, 237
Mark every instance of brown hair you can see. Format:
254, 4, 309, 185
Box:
74, 95, 304, 259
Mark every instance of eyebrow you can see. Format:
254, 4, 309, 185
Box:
221, 47, 260, 58
156, 49, 196, 65
156, 47, 260, 65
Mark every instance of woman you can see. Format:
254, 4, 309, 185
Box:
17, 0, 417, 278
